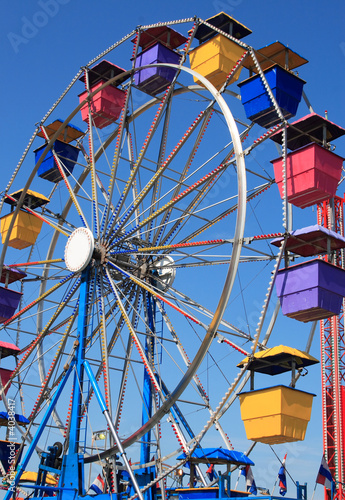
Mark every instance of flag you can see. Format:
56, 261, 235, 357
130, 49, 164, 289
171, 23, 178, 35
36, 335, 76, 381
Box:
278, 454, 287, 496
90, 474, 105, 495
206, 463, 215, 481
316, 455, 333, 490
241, 465, 257, 495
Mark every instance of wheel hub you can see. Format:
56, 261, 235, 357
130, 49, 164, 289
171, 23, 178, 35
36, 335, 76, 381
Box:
93, 242, 108, 265
64, 227, 94, 272
152, 255, 176, 291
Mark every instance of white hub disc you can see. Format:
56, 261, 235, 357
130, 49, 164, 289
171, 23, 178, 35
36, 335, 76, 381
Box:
154, 255, 176, 291
64, 227, 94, 272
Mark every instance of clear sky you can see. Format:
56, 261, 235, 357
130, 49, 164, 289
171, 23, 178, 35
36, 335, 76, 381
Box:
1, 1, 345, 499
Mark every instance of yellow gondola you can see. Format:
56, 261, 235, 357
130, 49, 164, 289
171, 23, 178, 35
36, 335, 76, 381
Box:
189, 12, 251, 89
237, 345, 318, 444
0, 189, 49, 250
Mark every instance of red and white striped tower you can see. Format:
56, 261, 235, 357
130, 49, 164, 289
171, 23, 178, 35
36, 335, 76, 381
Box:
318, 195, 345, 500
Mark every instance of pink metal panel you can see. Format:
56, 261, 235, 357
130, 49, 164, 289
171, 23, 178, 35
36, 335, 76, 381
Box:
79, 80, 126, 129
272, 143, 344, 208
0, 341, 20, 358
0, 368, 12, 399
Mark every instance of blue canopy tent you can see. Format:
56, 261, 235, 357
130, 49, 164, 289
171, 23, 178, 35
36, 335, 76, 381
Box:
177, 448, 254, 466
0, 412, 30, 427
176, 448, 254, 496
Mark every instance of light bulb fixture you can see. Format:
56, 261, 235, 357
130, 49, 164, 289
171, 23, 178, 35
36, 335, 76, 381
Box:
94, 431, 107, 440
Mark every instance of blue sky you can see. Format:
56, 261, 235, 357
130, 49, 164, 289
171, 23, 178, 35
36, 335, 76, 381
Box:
2, 0, 345, 156
1, 1, 345, 499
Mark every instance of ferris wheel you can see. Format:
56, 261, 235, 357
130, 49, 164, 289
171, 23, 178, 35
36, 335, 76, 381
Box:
0, 12, 344, 500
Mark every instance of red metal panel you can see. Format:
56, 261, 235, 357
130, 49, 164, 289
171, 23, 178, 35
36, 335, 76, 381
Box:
318, 196, 345, 500
273, 144, 344, 208
0, 368, 12, 399
79, 81, 126, 129
341, 385, 345, 456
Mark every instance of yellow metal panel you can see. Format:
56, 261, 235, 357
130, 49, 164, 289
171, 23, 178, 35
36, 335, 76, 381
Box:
1, 211, 43, 232
204, 12, 252, 39
37, 119, 84, 143
19, 471, 57, 485
192, 12, 252, 43
8, 228, 37, 250
281, 385, 314, 419
189, 34, 245, 66
239, 385, 283, 419
190, 55, 237, 89
238, 386, 314, 444
242, 41, 308, 73
1, 212, 43, 249
7, 189, 50, 209
242, 414, 309, 444
237, 344, 319, 370
189, 34, 245, 89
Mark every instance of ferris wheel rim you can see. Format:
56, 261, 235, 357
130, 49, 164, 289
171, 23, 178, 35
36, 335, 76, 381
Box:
2, 47, 255, 472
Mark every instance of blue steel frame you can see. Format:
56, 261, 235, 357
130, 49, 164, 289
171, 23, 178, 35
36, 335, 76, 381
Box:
3, 363, 75, 500
140, 292, 156, 500
141, 293, 155, 465
3, 267, 90, 500
58, 266, 90, 495
5, 265, 144, 500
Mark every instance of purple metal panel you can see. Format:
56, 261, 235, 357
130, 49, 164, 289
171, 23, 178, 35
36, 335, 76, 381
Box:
271, 225, 345, 257
0, 441, 23, 472
134, 42, 181, 94
0, 265, 27, 284
0, 287, 22, 323
276, 260, 345, 322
